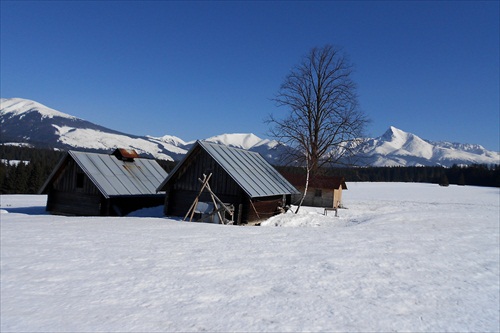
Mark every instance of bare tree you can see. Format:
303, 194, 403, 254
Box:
267, 45, 369, 213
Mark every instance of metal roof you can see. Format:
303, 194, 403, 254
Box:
40, 150, 168, 198
281, 172, 348, 190
157, 140, 300, 198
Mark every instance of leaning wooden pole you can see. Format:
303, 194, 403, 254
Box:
184, 173, 212, 221
201, 181, 234, 224
207, 185, 224, 224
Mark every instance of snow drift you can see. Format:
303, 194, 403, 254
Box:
1, 183, 499, 332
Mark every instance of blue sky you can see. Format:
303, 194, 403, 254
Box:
1, 1, 499, 151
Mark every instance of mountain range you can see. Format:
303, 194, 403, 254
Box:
1, 97, 498, 167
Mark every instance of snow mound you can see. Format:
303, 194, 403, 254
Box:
261, 207, 346, 227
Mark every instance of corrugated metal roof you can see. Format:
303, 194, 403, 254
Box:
157, 141, 300, 198
68, 150, 168, 198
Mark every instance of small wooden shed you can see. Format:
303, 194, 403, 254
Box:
39, 148, 168, 216
156, 140, 300, 224
281, 173, 347, 209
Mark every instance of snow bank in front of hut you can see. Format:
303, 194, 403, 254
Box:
261, 207, 342, 227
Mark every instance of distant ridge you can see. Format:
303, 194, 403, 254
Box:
355, 126, 499, 167
1, 98, 499, 167
0, 98, 286, 162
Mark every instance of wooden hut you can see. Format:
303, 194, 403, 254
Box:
281, 173, 347, 209
39, 148, 168, 216
156, 141, 300, 224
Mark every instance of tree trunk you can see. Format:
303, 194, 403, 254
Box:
295, 163, 310, 214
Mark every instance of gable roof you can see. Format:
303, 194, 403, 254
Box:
281, 172, 348, 190
157, 140, 300, 198
39, 149, 168, 198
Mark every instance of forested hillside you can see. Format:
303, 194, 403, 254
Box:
1, 146, 499, 194
0, 146, 63, 194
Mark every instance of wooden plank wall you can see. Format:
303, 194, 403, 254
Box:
47, 190, 102, 216
46, 158, 103, 215
52, 159, 100, 195
294, 186, 336, 208
108, 195, 165, 216
245, 196, 284, 223
172, 148, 241, 196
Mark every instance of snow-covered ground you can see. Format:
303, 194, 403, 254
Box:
1, 183, 499, 332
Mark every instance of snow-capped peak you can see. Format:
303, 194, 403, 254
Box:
204, 133, 276, 150
381, 126, 412, 143
373, 126, 432, 157
355, 126, 500, 167
147, 134, 187, 147
0, 98, 77, 120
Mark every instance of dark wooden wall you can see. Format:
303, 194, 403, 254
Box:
172, 147, 242, 195
51, 159, 100, 195
107, 195, 165, 216
245, 195, 286, 222
46, 158, 103, 215
165, 147, 243, 218
46, 191, 102, 216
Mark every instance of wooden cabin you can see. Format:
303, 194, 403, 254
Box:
39, 148, 168, 216
281, 173, 347, 209
156, 141, 300, 224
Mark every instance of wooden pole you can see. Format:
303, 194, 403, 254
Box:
250, 199, 260, 220
183, 173, 234, 225
197, 178, 233, 217
184, 173, 212, 221
206, 182, 225, 224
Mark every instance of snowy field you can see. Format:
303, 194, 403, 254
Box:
1, 183, 499, 332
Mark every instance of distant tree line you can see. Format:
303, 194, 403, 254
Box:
0, 146, 176, 194
328, 164, 499, 187
0, 146, 64, 194
1, 146, 498, 194
279, 164, 500, 188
